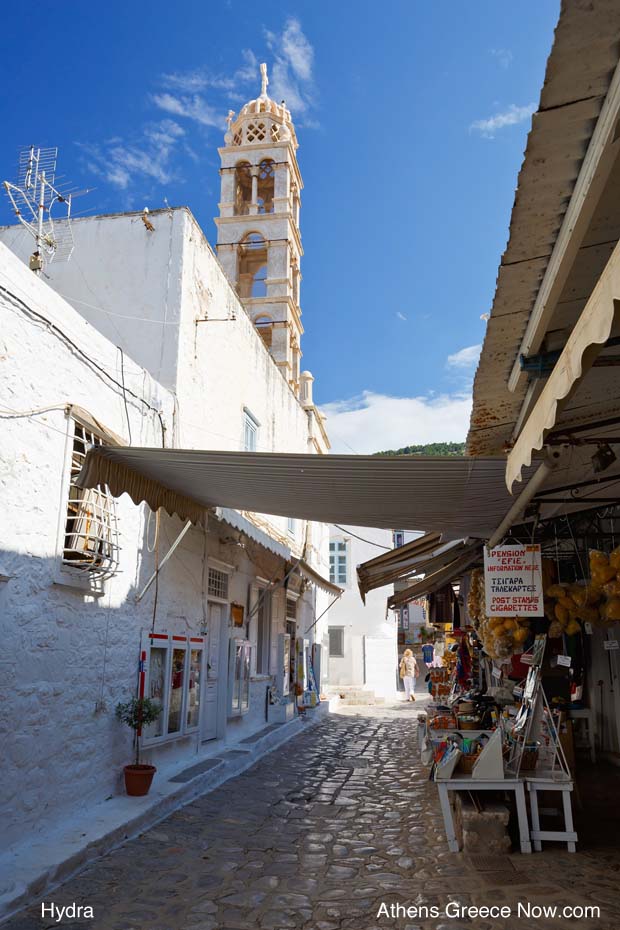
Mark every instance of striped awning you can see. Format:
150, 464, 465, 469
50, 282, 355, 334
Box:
76, 447, 525, 538
357, 533, 462, 602
387, 543, 482, 609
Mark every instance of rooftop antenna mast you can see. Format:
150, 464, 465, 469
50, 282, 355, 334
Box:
3, 145, 88, 274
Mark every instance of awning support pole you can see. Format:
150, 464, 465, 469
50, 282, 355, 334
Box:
487, 449, 564, 549
136, 520, 193, 602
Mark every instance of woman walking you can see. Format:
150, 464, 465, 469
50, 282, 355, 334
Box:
400, 648, 418, 702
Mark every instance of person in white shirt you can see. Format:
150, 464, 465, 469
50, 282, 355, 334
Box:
399, 649, 418, 702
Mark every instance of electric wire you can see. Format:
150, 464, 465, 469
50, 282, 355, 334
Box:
333, 524, 392, 550
118, 346, 132, 444
0, 283, 164, 418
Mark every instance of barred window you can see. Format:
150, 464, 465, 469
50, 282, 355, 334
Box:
328, 626, 344, 658
286, 597, 297, 620
207, 567, 229, 600
63, 422, 119, 577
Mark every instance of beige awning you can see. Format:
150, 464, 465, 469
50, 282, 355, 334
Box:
296, 558, 343, 597
357, 534, 465, 602
387, 545, 482, 609
76, 446, 527, 538
507, 239, 620, 491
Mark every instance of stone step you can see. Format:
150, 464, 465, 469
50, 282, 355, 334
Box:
327, 688, 385, 705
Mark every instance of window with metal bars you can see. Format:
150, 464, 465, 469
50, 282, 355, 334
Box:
328, 626, 344, 658
62, 422, 120, 577
207, 566, 229, 600
286, 596, 297, 620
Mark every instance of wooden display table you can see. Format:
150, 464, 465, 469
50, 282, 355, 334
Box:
436, 775, 532, 854
525, 773, 577, 852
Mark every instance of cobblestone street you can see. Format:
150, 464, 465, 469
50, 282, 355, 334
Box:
6, 704, 620, 930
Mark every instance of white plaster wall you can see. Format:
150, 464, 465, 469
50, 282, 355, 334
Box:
0, 211, 185, 390
0, 244, 181, 848
0, 208, 325, 558
326, 526, 397, 696
0, 207, 332, 848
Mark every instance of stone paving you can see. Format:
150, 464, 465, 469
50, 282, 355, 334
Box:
5, 702, 620, 930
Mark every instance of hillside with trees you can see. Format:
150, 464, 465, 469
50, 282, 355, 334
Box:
375, 441, 466, 456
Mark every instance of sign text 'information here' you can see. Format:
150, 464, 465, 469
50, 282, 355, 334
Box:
483, 544, 544, 617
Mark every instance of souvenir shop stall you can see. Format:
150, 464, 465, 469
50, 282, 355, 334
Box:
419, 524, 620, 854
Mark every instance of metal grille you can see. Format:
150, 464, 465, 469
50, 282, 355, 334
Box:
286, 597, 297, 619
207, 567, 229, 600
63, 423, 120, 577
328, 626, 344, 657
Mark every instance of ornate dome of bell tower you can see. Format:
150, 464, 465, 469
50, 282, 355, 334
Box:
215, 64, 304, 394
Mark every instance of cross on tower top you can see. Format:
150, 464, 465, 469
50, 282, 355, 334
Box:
260, 62, 269, 98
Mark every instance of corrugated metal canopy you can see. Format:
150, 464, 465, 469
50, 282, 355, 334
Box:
77, 447, 530, 538
467, 0, 620, 457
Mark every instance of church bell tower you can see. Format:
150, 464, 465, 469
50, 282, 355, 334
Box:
215, 64, 304, 393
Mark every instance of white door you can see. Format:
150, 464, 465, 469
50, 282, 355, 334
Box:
202, 602, 223, 741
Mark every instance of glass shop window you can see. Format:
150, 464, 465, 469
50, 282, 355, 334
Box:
141, 633, 206, 744
229, 639, 252, 717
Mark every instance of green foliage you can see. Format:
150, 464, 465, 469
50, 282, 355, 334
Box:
375, 441, 466, 457
115, 697, 162, 765
115, 696, 162, 731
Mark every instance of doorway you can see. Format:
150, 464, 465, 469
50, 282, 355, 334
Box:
201, 602, 226, 741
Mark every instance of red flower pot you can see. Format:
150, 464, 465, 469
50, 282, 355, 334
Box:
123, 764, 156, 796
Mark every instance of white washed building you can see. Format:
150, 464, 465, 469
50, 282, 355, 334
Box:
0, 69, 336, 899
326, 526, 398, 700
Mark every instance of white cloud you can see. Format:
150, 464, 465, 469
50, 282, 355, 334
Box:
161, 50, 258, 96
77, 119, 185, 190
396, 311, 407, 321
491, 48, 513, 69
470, 102, 535, 139
446, 344, 481, 368
265, 18, 316, 117
320, 391, 472, 454
152, 93, 223, 128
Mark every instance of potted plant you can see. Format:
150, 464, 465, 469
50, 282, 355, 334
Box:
115, 696, 162, 796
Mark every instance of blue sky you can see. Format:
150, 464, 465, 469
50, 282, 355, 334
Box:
0, 1, 560, 452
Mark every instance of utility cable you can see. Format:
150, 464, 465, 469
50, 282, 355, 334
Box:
118, 346, 132, 444
333, 524, 391, 550
0, 283, 163, 417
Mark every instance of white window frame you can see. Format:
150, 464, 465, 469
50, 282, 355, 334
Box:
228, 638, 252, 717
206, 558, 233, 605
249, 582, 272, 677
140, 632, 207, 746
54, 414, 120, 595
243, 407, 260, 452
287, 516, 296, 537
286, 591, 299, 622
329, 539, 348, 586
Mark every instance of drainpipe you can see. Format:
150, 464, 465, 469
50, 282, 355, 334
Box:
487, 447, 564, 549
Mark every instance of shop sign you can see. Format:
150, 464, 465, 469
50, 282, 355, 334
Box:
483, 544, 544, 617
604, 640, 619, 651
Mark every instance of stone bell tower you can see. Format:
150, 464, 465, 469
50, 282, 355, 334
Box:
215, 64, 304, 393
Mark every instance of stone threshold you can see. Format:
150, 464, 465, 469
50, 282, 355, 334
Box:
0, 703, 332, 924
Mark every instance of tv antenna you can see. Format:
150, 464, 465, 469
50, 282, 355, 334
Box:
3, 145, 90, 274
